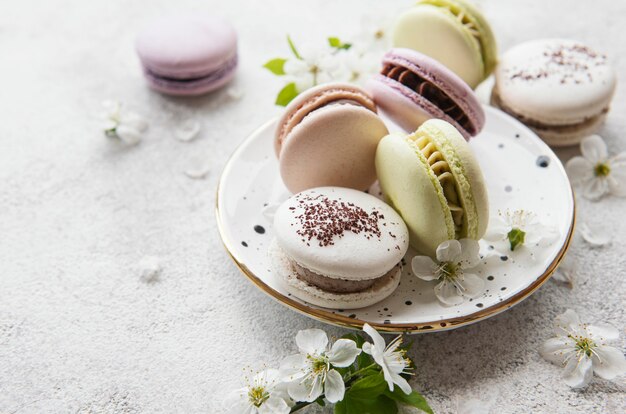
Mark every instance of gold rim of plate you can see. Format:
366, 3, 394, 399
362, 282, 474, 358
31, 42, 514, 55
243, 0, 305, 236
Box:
215, 119, 576, 334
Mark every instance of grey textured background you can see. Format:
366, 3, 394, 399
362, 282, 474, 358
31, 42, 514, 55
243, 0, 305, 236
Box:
1, 0, 624, 413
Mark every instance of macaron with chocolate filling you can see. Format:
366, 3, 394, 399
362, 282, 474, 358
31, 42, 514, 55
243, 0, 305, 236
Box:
367, 48, 485, 140
274, 83, 389, 193
376, 119, 488, 257
269, 187, 409, 309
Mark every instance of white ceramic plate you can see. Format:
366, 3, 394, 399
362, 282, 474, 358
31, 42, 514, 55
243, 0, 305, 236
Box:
216, 106, 575, 333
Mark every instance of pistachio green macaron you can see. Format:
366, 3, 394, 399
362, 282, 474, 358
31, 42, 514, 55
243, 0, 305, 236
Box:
392, 0, 497, 88
375, 119, 489, 257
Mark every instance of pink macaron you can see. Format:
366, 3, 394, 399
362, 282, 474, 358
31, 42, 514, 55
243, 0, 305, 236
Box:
367, 48, 484, 140
135, 14, 237, 96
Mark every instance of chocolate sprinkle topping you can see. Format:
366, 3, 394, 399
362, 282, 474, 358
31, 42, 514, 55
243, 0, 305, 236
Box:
292, 192, 389, 247
507, 43, 607, 85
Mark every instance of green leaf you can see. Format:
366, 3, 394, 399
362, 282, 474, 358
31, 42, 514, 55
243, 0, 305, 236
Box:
275, 82, 299, 106
315, 396, 326, 406
348, 372, 387, 397
328, 36, 352, 50
263, 58, 287, 75
507, 227, 526, 251
335, 394, 398, 414
287, 35, 302, 59
384, 388, 433, 414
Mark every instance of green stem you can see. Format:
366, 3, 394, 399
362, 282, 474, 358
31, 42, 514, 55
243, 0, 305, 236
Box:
290, 401, 312, 413
345, 363, 378, 380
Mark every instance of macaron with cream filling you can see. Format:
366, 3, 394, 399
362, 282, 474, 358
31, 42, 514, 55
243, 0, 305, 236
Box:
270, 187, 409, 309
376, 119, 488, 256
491, 39, 616, 146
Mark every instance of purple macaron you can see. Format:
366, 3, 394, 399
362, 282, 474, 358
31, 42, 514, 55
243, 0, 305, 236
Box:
367, 48, 484, 140
136, 14, 237, 96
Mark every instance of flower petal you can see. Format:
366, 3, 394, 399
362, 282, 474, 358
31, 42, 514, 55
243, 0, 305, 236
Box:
591, 346, 626, 380
579, 222, 611, 247
288, 376, 322, 403
607, 163, 626, 197
295, 329, 328, 355
328, 339, 361, 367
324, 369, 346, 403
582, 177, 609, 201
259, 396, 291, 414
411, 256, 439, 281
458, 239, 481, 268
587, 324, 620, 342
580, 135, 608, 164
436, 239, 462, 263
554, 309, 581, 337
565, 156, 594, 184
484, 215, 510, 242
563, 354, 594, 388
552, 253, 576, 288
388, 370, 412, 395
434, 279, 464, 306
458, 273, 484, 298
115, 125, 142, 145
174, 119, 201, 142
539, 337, 575, 365
279, 354, 307, 382
362, 323, 386, 357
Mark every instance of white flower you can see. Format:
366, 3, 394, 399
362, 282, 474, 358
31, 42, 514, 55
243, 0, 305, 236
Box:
566, 135, 626, 200
226, 369, 291, 414
334, 49, 381, 86
284, 44, 342, 92
362, 324, 412, 395
485, 209, 559, 252
411, 239, 484, 306
279, 329, 360, 403
102, 100, 148, 145
352, 14, 393, 54
539, 309, 626, 388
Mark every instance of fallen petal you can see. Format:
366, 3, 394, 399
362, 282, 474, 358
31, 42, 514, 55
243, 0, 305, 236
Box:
175, 119, 201, 142
184, 163, 211, 180
579, 222, 611, 247
138, 255, 162, 283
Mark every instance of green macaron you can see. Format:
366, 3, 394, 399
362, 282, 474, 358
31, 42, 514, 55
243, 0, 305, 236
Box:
375, 119, 489, 256
392, 0, 497, 88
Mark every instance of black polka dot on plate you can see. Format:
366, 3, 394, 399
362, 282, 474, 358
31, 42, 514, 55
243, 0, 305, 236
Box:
505, 185, 512, 192
500, 255, 509, 261
515, 133, 520, 138
241, 241, 248, 247
501, 287, 507, 291
405, 301, 412, 306
476, 303, 484, 308
348, 314, 356, 319
254, 225, 265, 234
384, 320, 391, 324
498, 143, 504, 149
536, 156, 550, 168
487, 275, 494, 281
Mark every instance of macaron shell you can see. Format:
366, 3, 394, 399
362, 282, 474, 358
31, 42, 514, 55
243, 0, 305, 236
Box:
273, 187, 409, 281
376, 133, 453, 256
420, 0, 498, 77
136, 14, 237, 78
494, 39, 616, 126
278, 104, 388, 193
142, 58, 237, 96
392, 6, 484, 88
419, 119, 489, 239
269, 239, 402, 310
274, 83, 377, 157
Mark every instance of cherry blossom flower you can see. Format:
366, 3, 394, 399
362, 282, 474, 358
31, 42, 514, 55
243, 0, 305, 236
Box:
226, 369, 291, 414
566, 135, 626, 200
411, 239, 484, 306
279, 329, 360, 403
485, 209, 559, 252
540, 309, 626, 388
102, 100, 148, 146
362, 324, 412, 395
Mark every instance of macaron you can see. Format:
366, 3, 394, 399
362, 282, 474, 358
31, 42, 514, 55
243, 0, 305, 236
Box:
274, 83, 389, 194
376, 119, 488, 257
136, 14, 237, 96
392, 0, 497, 89
270, 187, 409, 309
367, 48, 485, 140
491, 39, 617, 147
